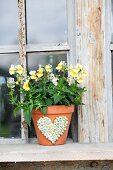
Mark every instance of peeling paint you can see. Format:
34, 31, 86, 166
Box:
76, 0, 108, 143
18, 0, 28, 142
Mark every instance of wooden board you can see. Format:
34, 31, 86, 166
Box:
1, 143, 113, 162
75, 0, 112, 143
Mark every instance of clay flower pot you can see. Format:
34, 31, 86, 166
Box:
32, 105, 74, 146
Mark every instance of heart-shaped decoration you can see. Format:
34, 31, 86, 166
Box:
37, 116, 68, 144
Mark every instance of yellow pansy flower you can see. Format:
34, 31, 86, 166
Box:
82, 70, 87, 76
16, 65, 24, 75
45, 65, 52, 73
29, 70, 37, 80
77, 77, 84, 84
56, 63, 62, 71
9, 65, 16, 75
37, 68, 43, 78
56, 61, 65, 71
23, 80, 30, 91
69, 69, 78, 77
16, 78, 21, 85
31, 75, 37, 80
76, 64, 83, 71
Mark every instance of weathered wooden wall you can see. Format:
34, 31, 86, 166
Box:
1, 161, 113, 170
75, 0, 112, 143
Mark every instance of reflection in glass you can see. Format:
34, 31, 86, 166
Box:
0, 54, 21, 138
27, 53, 67, 71
26, 0, 67, 44
27, 52, 67, 137
0, 0, 18, 45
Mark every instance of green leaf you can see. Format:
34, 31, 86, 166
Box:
13, 107, 20, 117
53, 94, 63, 104
64, 88, 74, 95
63, 98, 70, 105
29, 101, 33, 112
46, 99, 53, 106
41, 107, 47, 114
53, 94, 60, 104
24, 109, 32, 126
68, 95, 74, 102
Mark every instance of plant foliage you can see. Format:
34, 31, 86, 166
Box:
7, 61, 87, 126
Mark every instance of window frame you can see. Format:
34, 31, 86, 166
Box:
0, 0, 76, 143
106, 0, 113, 142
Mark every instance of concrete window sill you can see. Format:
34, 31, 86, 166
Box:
0, 141, 113, 162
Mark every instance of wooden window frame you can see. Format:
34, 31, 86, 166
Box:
74, 0, 113, 143
106, 0, 113, 142
0, 0, 112, 145
0, 0, 76, 144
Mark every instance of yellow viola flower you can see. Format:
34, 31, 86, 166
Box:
29, 70, 37, 80
16, 80, 20, 85
69, 69, 78, 78
82, 69, 87, 76
76, 63, 83, 71
56, 63, 62, 71
31, 75, 37, 80
16, 78, 20, 85
23, 80, 30, 91
56, 61, 65, 71
29, 70, 36, 75
77, 77, 84, 84
45, 65, 52, 73
9, 65, 16, 75
16, 65, 24, 75
37, 68, 43, 78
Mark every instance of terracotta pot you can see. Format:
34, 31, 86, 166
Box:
32, 105, 74, 146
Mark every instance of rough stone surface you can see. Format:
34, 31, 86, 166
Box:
0, 161, 113, 170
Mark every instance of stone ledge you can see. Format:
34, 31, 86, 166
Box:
0, 142, 113, 162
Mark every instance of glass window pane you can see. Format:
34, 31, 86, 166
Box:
27, 52, 67, 71
0, 54, 21, 138
26, 0, 67, 44
0, 0, 19, 45
27, 52, 67, 138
